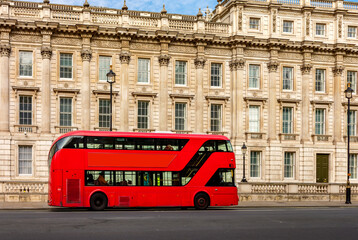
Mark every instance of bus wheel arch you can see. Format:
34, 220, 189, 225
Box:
90, 191, 108, 211
194, 192, 210, 210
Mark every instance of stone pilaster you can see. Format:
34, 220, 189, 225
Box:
41, 46, 52, 133
81, 48, 92, 130
333, 63, 344, 143
194, 56, 206, 133
300, 63, 312, 143
119, 50, 131, 131
0, 44, 11, 132
158, 53, 170, 131
267, 60, 279, 141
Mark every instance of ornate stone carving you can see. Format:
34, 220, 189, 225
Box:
306, 12, 311, 36
300, 63, 312, 75
267, 61, 279, 72
169, 45, 196, 54
272, 10, 277, 33
119, 51, 131, 64
194, 57, 206, 69
229, 59, 245, 71
0, 44, 11, 57
338, 16, 342, 38
245, 50, 270, 58
81, 49, 92, 61
332, 65, 344, 77
41, 46, 52, 59
229, 60, 238, 71
158, 54, 171, 66
206, 48, 231, 56
238, 6, 243, 31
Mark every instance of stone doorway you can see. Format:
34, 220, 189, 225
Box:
316, 154, 329, 183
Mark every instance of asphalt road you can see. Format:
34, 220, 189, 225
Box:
1, 207, 358, 240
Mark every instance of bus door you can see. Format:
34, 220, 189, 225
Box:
51, 169, 63, 206
155, 172, 181, 206
63, 170, 83, 207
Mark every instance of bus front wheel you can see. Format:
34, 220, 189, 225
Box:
90, 192, 108, 211
194, 192, 210, 210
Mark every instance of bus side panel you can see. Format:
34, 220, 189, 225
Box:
62, 170, 83, 207
49, 169, 63, 206
206, 187, 239, 206
155, 187, 182, 206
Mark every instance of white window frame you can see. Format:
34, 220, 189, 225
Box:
315, 69, 325, 93
19, 95, 33, 125
250, 151, 261, 178
282, 107, 293, 134
315, 108, 325, 135
282, 20, 293, 34
137, 58, 150, 84
99, 56, 112, 82
99, 99, 111, 128
284, 152, 295, 179
175, 102, 187, 131
249, 105, 260, 133
249, 18, 260, 30
349, 110, 357, 136
18, 145, 33, 176
19, 51, 33, 77
249, 64, 260, 89
347, 71, 357, 93
282, 67, 293, 91
349, 154, 358, 179
175, 61, 187, 86
210, 63, 223, 88
137, 100, 150, 129
316, 23, 326, 36
59, 97, 73, 127
348, 26, 357, 38
60, 53, 73, 80
210, 104, 222, 132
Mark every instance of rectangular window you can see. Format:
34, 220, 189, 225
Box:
60, 53, 73, 79
175, 103, 186, 131
19, 51, 33, 77
347, 71, 357, 93
249, 65, 260, 89
138, 58, 150, 83
137, 101, 149, 129
250, 151, 261, 178
210, 104, 222, 132
99, 99, 111, 128
60, 97, 72, 126
348, 26, 357, 38
282, 107, 293, 134
19, 96, 32, 125
284, 152, 295, 178
316, 23, 326, 36
315, 108, 325, 135
349, 110, 356, 136
283, 67, 293, 90
249, 106, 260, 132
99, 56, 111, 81
349, 154, 358, 179
175, 61, 187, 85
282, 21, 293, 33
249, 18, 260, 30
19, 146, 32, 175
315, 69, 325, 92
211, 63, 222, 87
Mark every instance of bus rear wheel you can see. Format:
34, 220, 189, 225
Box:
90, 192, 108, 211
194, 193, 210, 210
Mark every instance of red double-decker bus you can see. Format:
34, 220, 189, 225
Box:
48, 131, 238, 210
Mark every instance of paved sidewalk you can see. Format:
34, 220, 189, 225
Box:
1, 201, 358, 209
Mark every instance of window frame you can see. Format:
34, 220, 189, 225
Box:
248, 64, 260, 89
249, 105, 260, 133
282, 66, 294, 91
19, 51, 33, 78
98, 99, 111, 128
249, 18, 260, 30
174, 102, 187, 131
315, 23, 326, 37
315, 69, 326, 93
347, 70, 357, 94
137, 58, 151, 84
348, 26, 357, 39
19, 95, 33, 126
284, 152, 295, 179
18, 145, 33, 176
282, 20, 294, 34
349, 154, 358, 179
98, 56, 112, 82
282, 107, 294, 134
59, 53, 73, 80
210, 63, 223, 88
210, 103, 223, 132
137, 100, 150, 129
250, 151, 261, 178
315, 108, 326, 135
175, 60, 187, 86
349, 110, 357, 136
59, 97, 73, 127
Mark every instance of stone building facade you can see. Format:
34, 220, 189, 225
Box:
1, 0, 358, 203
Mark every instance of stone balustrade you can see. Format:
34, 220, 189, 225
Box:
238, 182, 358, 201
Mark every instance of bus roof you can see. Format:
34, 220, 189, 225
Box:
53, 130, 230, 144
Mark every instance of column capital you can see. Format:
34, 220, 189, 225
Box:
41, 46, 52, 59
230, 59, 245, 71
267, 60, 279, 72
119, 51, 131, 64
0, 44, 11, 57
333, 65, 344, 77
81, 49, 92, 61
194, 57, 206, 69
300, 63, 312, 75
158, 54, 171, 66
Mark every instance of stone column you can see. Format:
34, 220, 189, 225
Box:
194, 57, 206, 133
119, 51, 131, 131
267, 60, 279, 141
81, 49, 92, 130
300, 63, 312, 142
333, 64, 344, 143
237, 59, 245, 141
0, 44, 11, 132
229, 60, 238, 141
41, 46, 52, 133
158, 54, 170, 131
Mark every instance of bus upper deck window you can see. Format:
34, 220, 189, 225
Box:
63, 136, 85, 149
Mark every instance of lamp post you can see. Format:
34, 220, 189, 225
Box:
241, 142, 247, 182
106, 65, 116, 131
345, 83, 353, 204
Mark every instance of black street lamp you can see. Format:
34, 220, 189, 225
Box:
106, 65, 116, 131
345, 83, 354, 204
241, 142, 247, 182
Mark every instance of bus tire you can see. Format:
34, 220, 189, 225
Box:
194, 192, 210, 210
90, 192, 108, 211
